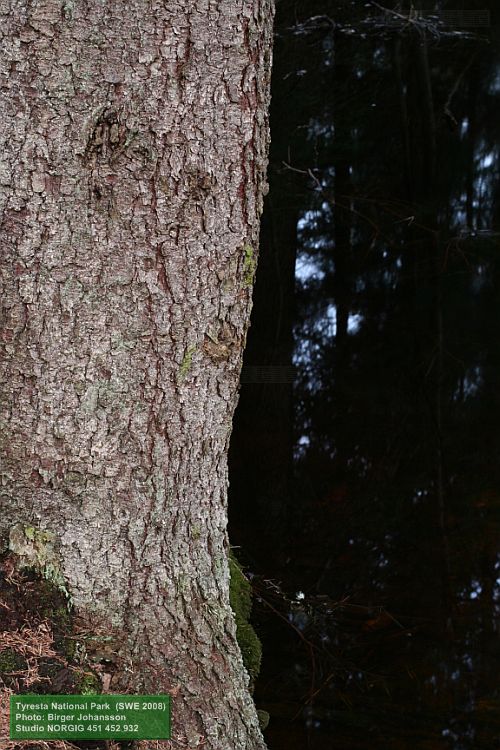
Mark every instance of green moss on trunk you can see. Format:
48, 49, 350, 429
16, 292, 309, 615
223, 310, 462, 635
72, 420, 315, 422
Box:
228, 551, 262, 692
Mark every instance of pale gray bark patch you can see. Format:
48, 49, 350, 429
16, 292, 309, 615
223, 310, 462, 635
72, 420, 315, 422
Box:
0, 0, 274, 747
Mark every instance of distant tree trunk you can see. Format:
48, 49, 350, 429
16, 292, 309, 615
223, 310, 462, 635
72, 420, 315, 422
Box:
229, 178, 297, 570
465, 62, 479, 230
393, 36, 413, 202
0, 1, 273, 748
229, 0, 302, 570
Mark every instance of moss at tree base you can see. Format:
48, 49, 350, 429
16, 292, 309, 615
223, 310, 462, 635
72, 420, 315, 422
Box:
0, 551, 102, 697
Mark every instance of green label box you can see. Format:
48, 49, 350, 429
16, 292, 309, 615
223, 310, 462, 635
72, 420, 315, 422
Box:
10, 694, 171, 740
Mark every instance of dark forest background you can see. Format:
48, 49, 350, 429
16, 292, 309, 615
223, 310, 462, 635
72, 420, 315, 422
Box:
229, 2, 500, 748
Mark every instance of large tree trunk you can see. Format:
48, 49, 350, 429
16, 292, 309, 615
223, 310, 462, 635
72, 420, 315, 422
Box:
0, 1, 273, 748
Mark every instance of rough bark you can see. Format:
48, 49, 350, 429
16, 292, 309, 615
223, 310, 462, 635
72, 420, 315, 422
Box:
0, 1, 273, 748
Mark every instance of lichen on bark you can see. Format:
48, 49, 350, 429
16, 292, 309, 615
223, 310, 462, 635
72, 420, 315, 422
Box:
9, 523, 72, 604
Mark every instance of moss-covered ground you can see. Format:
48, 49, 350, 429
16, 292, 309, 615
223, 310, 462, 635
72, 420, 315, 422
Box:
0, 551, 104, 750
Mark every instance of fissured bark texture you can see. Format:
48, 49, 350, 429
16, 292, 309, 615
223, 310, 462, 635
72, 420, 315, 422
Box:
0, 1, 273, 748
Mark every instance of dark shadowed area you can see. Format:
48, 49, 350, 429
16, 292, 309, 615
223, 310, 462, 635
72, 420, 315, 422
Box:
230, 1, 500, 748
